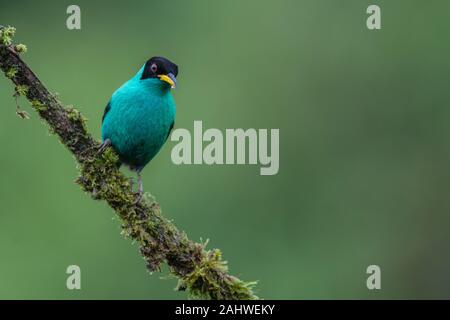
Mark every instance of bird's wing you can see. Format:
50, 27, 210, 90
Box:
102, 102, 111, 123
166, 121, 174, 141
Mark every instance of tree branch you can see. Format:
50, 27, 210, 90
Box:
0, 26, 257, 300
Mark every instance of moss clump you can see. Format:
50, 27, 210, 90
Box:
14, 44, 27, 54
76, 147, 134, 207
12, 85, 30, 120
6, 67, 17, 79
31, 99, 48, 112
177, 247, 258, 300
0, 26, 16, 45
15, 84, 28, 96
66, 106, 88, 132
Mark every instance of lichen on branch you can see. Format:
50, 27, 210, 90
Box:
0, 26, 258, 300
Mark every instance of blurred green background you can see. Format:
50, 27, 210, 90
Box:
1, 0, 450, 299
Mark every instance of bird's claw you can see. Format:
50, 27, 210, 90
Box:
98, 139, 111, 154
132, 171, 144, 205
133, 191, 143, 205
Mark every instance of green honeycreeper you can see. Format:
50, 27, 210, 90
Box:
100, 57, 178, 200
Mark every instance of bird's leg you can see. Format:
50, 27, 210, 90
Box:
98, 138, 111, 154
138, 172, 143, 195
79, 138, 110, 157
129, 177, 135, 190
134, 170, 144, 204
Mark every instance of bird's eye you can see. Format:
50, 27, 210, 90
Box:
150, 63, 158, 73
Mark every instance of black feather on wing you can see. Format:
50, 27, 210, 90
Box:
102, 102, 111, 123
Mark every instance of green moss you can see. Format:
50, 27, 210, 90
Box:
6, 67, 17, 79
0, 26, 16, 45
15, 85, 28, 96
177, 247, 258, 300
31, 99, 48, 112
76, 147, 135, 207
15, 44, 27, 54
66, 106, 88, 132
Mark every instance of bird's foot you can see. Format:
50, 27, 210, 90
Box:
133, 191, 143, 205
129, 177, 135, 190
132, 172, 144, 205
98, 139, 111, 154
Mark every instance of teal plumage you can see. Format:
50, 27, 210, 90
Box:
102, 67, 176, 168
100, 57, 178, 197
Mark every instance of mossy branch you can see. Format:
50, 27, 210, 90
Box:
0, 26, 258, 300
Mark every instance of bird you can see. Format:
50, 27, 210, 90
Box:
100, 56, 178, 201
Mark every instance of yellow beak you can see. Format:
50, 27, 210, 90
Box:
158, 74, 176, 88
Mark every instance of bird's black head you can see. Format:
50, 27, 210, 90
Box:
141, 56, 178, 88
